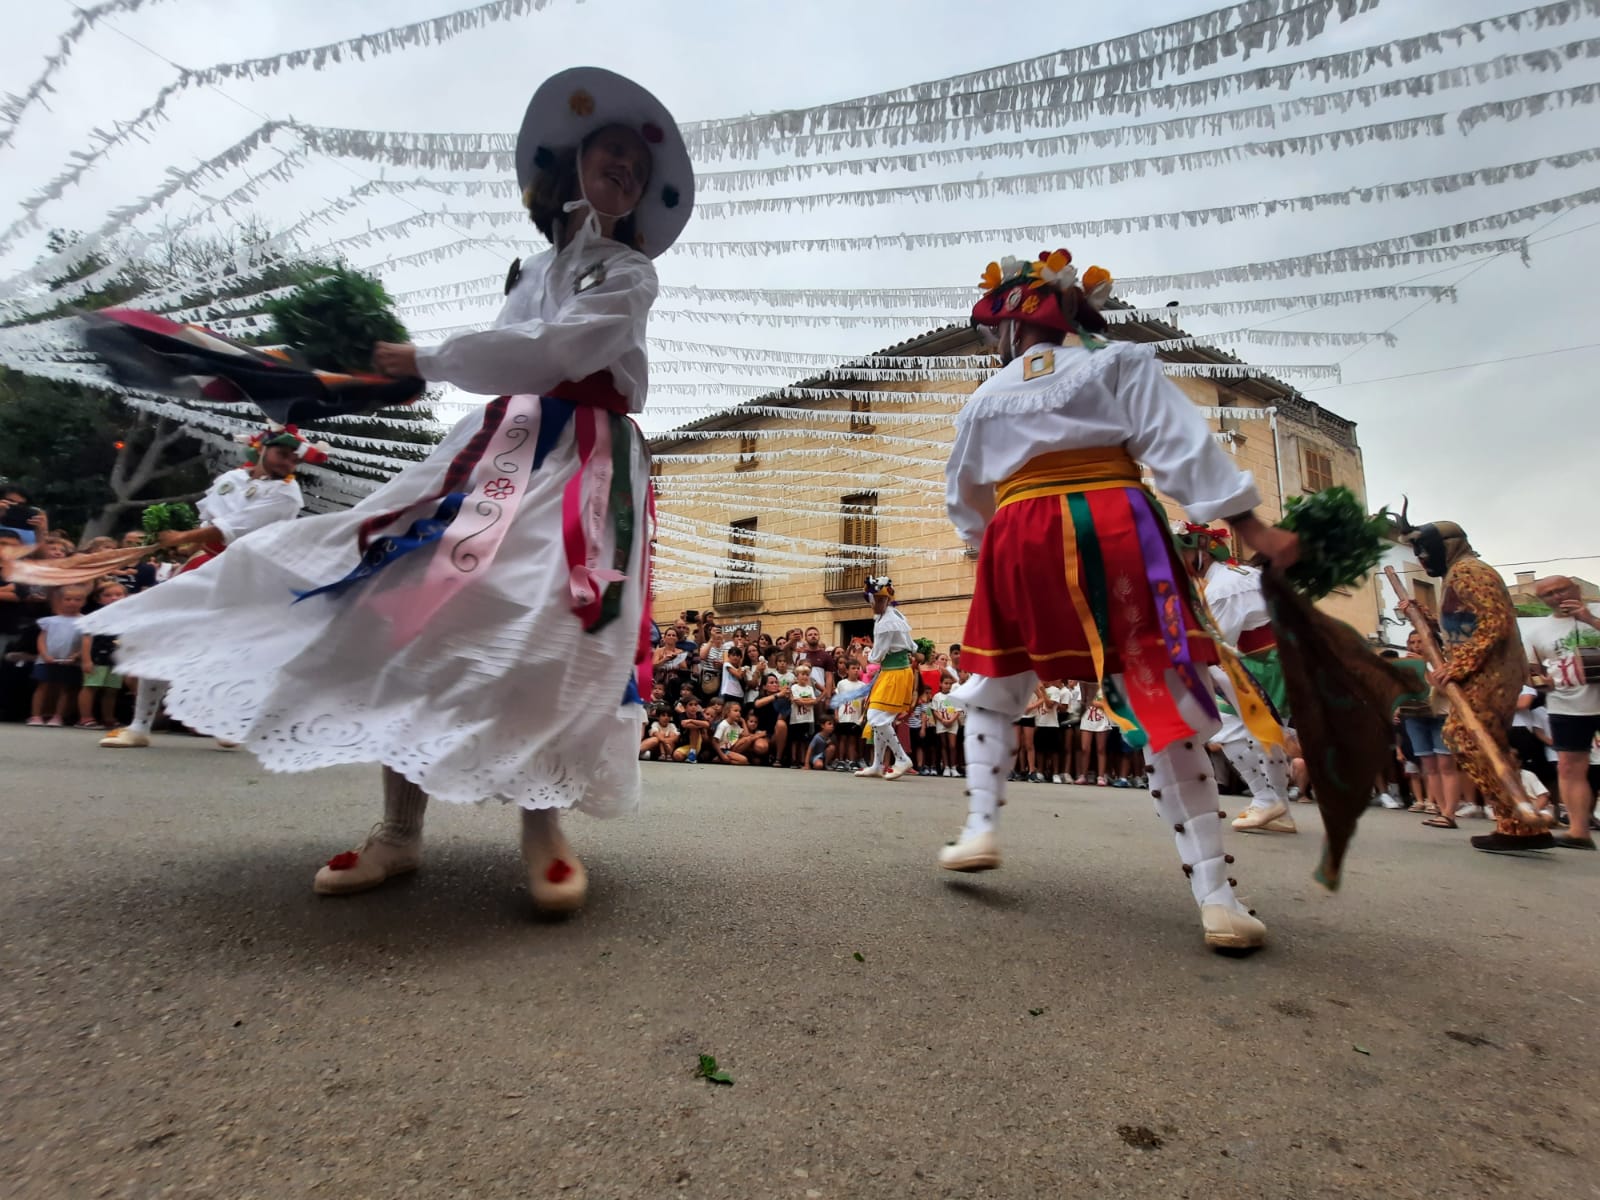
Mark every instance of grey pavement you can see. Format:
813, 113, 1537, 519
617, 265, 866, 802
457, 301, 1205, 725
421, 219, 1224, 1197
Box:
2, 726, 1597, 1199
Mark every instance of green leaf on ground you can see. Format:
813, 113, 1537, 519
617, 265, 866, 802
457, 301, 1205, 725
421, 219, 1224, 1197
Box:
695, 1054, 733, 1085
1028, 1008, 1045, 1017
852, 952, 865, 963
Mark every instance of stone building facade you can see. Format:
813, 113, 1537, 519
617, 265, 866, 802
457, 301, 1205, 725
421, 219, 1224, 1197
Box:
650, 314, 1373, 650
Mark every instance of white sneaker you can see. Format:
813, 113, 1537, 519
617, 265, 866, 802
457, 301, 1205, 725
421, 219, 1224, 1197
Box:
1378, 793, 1405, 810
944, 767, 957, 778
885, 760, 913, 781
1051, 774, 1064, 785
855, 763, 885, 778
1457, 804, 1482, 819
939, 829, 1001, 872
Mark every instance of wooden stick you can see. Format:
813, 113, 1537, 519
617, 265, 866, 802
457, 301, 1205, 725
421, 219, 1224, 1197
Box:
1384, 566, 1547, 826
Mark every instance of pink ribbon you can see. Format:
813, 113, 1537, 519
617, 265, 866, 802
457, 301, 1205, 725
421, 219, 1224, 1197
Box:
368, 394, 544, 645
561, 407, 626, 629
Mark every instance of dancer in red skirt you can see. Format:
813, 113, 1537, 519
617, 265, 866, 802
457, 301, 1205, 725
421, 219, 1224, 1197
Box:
938, 251, 1297, 951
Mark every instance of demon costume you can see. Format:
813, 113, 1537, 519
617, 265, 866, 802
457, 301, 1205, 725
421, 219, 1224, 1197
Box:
1397, 507, 1554, 853
86, 423, 321, 748
854, 576, 916, 780
78, 68, 696, 910
940, 250, 1273, 951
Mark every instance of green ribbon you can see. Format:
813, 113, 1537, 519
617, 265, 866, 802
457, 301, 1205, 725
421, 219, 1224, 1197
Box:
591, 412, 634, 634
1066, 492, 1146, 745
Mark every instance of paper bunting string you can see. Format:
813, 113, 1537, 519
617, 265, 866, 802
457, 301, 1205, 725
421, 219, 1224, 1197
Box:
681, 0, 1596, 157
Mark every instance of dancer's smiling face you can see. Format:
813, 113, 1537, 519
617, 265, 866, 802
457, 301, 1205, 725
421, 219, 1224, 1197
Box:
258, 445, 298, 479
580, 124, 651, 224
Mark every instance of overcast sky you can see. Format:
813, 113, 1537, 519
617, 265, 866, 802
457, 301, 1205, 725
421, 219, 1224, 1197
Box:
2, 0, 1598, 584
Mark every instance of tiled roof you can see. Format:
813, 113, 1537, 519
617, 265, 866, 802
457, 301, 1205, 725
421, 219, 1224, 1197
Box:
649, 299, 1355, 447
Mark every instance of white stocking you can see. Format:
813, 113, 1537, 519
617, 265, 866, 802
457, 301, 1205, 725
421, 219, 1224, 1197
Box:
1137, 669, 1250, 915
1151, 737, 1248, 914
867, 707, 909, 766
961, 706, 1016, 836
128, 678, 168, 735
1221, 738, 1283, 810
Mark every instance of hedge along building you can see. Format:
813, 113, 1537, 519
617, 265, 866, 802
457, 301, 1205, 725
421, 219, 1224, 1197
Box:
648, 307, 1373, 653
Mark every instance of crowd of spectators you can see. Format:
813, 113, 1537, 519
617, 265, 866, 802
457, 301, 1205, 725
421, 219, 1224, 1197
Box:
0, 482, 181, 728
638, 610, 1159, 786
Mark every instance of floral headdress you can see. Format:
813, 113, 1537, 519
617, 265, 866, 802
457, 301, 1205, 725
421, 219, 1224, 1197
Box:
235, 422, 331, 476
1171, 521, 1236, 564
971, 249, 1114, 337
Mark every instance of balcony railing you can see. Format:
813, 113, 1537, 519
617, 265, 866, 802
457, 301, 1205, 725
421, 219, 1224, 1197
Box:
823, 550, 887, 601
712, 574, 763, 610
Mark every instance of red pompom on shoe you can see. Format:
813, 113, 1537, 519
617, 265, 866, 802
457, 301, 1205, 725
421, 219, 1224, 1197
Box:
326, 851, 360, 871
545, 859, 574, 884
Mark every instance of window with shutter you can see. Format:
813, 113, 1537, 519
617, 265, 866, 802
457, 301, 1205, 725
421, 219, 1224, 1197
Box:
1302, 447, 1334, 493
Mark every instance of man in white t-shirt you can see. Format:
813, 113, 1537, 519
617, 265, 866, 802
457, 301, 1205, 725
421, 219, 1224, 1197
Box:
1528, 576, 1600, 850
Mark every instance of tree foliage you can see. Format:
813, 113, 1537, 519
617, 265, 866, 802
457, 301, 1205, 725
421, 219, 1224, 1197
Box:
0, 223, 443, 535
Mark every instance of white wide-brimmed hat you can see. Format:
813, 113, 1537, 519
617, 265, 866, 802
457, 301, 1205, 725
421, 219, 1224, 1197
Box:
516, 66, 694, 258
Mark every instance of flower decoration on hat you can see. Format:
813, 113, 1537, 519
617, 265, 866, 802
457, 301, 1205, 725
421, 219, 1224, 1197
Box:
516, 68, 695, 260
1036, 248, 1078, 290
1172, 521, 1235, 564
234, 421, 332, 473
1082, 265, 1114, 309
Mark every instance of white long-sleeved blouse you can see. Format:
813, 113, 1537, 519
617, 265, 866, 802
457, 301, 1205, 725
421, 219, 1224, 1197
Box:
1202, 559, 1271, 645
945, 340, 1261, 547
414, 230, 658, 411
871, 605, 916, 661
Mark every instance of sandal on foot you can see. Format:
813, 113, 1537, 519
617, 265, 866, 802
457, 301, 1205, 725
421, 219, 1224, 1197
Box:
313, 828, 421, 895
1421, 816, 1457, 829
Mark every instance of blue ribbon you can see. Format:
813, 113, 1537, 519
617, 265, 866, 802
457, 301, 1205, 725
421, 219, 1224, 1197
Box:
291, 399, 579, 606
292, 492, 466, 603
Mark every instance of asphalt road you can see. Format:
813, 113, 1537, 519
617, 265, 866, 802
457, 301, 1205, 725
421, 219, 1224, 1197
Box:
2, 726, 1597, 1199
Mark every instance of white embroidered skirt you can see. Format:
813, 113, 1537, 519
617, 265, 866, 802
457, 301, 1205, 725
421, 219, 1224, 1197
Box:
79, 402, 650, 816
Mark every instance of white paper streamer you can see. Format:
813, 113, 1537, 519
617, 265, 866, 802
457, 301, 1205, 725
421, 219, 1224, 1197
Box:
701, 0, 1599, 158
1457, 80, 1600, 133
0, 1, 176, 150
0, 0, 571, 257
674, 145, 1600, 257
653, 469, 944, 492
680, 0, 1390, 156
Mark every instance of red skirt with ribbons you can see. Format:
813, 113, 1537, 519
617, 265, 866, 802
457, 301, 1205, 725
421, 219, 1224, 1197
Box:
960, 447, 1221, 753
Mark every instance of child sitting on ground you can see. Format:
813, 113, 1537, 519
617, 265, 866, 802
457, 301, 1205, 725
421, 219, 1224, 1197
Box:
639, 706, 680, 761
803, 716, 837, 771
713, 702, 746, 765
675, 696, 711, 762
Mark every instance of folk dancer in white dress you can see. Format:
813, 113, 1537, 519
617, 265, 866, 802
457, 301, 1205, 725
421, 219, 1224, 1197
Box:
1172, 523, 1298, 835
937, 250, 1298, 951
95, 424, 323, 749
854, 577, 917, 781
80, 68, 695, 914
